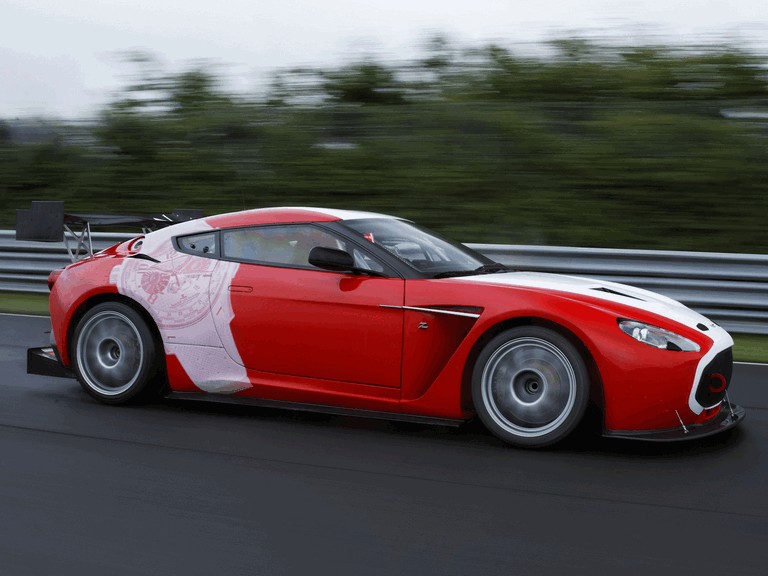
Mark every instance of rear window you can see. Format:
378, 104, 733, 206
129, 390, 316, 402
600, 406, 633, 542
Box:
177, 232, 217, 257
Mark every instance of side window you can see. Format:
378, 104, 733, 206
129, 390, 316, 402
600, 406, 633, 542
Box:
221, 224, 384, 273
177, 232, 217, 256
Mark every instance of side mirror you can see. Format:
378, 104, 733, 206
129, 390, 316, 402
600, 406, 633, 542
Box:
308, 246, 355, 272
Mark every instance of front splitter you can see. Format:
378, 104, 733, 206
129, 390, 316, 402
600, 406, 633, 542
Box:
604, 404, 746, 442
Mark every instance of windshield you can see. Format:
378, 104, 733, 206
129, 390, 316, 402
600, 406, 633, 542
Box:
341, 218, 497, 277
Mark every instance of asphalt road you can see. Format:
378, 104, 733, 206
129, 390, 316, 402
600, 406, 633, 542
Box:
1, 314, 766, 576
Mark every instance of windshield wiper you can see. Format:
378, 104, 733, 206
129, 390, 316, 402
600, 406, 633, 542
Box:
432, 263, 511, 279
474, 263, 510, 274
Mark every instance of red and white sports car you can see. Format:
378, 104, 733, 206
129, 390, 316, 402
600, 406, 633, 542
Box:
31, 207, 744, 447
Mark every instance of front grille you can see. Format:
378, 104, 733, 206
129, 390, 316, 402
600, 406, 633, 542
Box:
695, 348, 733, 408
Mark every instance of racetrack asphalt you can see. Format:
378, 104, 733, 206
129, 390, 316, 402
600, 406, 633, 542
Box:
1, 314, 766, 576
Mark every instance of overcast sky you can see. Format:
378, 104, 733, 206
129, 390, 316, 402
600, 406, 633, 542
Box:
2, 0, 767, 118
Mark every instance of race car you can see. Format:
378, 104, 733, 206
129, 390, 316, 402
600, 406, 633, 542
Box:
28, 206, 744, 447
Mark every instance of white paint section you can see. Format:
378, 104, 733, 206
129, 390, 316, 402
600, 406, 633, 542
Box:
110, 256, 220, 345
208, 259, 248, 372
164, 343, 251, 393
110, 223, 251, 394
286, 207, 398, 221
689, 324, 733, 414
454, 271, 714, 329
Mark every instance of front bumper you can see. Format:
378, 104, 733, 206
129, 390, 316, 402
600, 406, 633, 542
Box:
27, 346, 74, 379
604, 403, 746, 442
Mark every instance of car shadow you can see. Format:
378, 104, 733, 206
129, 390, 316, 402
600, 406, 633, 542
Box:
153, 394, 746, 457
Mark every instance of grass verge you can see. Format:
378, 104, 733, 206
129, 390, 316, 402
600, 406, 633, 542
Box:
731, 334, 768, 364
0, 292, 50, 316
1, 291, 766, 363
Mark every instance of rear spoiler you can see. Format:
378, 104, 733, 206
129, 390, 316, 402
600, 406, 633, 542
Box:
16, 201, 202, 262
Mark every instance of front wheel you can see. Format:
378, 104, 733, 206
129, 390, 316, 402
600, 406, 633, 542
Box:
72, 302, 160, 404
472, 326, 589, 448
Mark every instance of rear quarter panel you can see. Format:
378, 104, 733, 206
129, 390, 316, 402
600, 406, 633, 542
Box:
49, 250, 123, 366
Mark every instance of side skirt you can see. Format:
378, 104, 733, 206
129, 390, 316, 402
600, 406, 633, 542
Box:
165, 391, 466, 427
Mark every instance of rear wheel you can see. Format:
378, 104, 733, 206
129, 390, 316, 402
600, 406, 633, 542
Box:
72, 302, 160, 404
472, 326, 589, 448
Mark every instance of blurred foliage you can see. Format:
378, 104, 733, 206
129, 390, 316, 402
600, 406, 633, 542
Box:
1, 39, 767, 252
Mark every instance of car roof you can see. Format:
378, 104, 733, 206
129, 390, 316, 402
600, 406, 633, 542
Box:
136, 207, 399, 259
205, 207, 396, 229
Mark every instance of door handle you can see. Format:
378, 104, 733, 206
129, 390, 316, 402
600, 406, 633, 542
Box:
229, 285, 253, 293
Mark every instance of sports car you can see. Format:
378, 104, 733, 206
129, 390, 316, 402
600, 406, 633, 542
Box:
29, 207, 745, 447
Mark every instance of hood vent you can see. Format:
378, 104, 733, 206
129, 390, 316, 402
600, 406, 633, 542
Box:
591, 286, 644, 301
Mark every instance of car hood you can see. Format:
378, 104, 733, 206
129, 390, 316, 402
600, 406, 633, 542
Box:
449, 271, 719, 334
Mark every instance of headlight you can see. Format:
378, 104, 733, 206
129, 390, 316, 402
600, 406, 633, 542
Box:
618, 319, 700, 352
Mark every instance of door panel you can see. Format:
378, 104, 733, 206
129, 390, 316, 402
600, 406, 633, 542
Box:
217, 265, 405, 388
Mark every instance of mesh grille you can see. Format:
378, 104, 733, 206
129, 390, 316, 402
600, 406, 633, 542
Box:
695, 348, 733, 408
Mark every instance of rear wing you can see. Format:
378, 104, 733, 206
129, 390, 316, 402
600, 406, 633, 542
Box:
16, 201, 202, 262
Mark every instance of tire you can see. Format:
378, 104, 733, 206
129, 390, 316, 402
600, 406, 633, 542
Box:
72, 302, 160, 404
472, 326, 589, 448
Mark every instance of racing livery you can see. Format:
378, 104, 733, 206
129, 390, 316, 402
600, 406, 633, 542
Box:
31, 207, 745, 447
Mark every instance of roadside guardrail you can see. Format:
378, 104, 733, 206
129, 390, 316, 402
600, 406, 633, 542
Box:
1, 230, 766, 334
